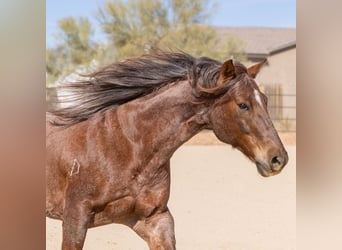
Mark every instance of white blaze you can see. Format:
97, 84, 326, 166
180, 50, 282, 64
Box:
254, 89, 263, 106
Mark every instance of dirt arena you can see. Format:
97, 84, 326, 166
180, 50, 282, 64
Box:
46, 132, 296, 250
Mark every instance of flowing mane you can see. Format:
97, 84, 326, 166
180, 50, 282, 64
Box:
49, 51, 242, 126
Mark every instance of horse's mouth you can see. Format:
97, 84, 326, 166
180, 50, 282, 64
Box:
255, 161, 280, 177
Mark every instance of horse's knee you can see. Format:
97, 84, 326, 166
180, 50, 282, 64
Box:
149, 212, 175, 248
133, 210, 176, 250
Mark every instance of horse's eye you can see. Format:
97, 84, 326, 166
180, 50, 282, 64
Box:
238, 103, 249, 111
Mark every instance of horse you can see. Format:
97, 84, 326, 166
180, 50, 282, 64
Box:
46, 51, 288, 250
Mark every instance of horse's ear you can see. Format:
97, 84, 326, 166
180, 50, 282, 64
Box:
194, 59, 235, 96
247, 59, 267, 78
219, 59, 235, 81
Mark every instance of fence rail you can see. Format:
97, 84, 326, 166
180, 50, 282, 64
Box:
266, 93, 296, 133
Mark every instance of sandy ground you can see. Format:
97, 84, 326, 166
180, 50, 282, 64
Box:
46, 143, 296, 250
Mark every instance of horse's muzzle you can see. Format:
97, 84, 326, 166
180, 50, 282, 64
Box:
256, 151, 288, 177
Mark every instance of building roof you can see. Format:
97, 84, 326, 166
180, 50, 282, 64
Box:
214, 26, 296, 57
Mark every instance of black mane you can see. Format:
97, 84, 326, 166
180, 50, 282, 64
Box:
49, 51, 224, 126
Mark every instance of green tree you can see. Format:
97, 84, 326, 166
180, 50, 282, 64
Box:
46, 0, 246, 85
97, 0, 245, 62
46, 17, 98, 85
58, 17, 97, 65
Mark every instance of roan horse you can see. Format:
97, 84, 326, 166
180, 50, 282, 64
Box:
46, 52, 288, 250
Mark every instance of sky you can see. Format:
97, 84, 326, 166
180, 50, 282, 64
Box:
46, 0, 296, 48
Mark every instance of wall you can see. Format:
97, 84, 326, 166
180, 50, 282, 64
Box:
252, 47, 296, 131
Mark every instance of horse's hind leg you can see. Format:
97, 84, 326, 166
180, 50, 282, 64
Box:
129, 208, 176, 250
61, 199, 93, 250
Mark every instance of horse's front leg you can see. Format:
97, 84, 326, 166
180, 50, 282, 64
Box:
61, 198, 93, 250
131, 208, 176, 250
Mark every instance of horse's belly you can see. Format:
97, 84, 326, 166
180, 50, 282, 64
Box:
90, 196, 136, 227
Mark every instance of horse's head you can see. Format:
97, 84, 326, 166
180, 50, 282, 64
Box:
205, 59, 288, 177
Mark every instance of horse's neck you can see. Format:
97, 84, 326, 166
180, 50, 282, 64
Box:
116, 80, 208, 155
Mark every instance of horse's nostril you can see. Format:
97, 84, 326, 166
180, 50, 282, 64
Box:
270, 156, 284, 171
